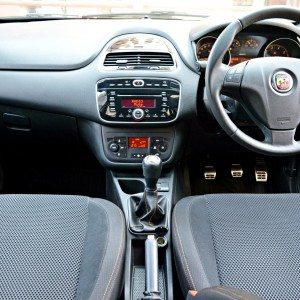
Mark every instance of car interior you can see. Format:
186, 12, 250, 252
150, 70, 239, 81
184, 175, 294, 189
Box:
1, 2, 300, 300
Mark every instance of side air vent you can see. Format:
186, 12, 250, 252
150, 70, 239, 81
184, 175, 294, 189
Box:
103, 52, 174, 69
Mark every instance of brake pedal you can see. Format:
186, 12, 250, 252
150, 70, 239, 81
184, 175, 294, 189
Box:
255, 158, 268, 182
231, 164, 243, 178
204, 166, 216, 180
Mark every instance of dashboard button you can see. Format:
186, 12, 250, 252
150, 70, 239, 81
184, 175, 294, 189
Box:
114, 137, 126, 143
132, 108, 145, 121
170, 81, 180, 89
233, 74, 242, 83
225, 74, 235, 82
159, 144, 168, 152
133, 79, 145, 87
109, 143, 119, 152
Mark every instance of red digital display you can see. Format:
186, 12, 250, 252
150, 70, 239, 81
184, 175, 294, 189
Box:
121, 99, 156, 109
230, 56, 250, 66
128, 137, 149, 149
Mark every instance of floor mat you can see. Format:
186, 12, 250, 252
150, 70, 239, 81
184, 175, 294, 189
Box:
132, 266, 166, 300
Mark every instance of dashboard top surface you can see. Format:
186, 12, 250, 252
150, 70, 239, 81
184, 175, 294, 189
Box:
0, 17, 298, 71
0, 19, 197, 70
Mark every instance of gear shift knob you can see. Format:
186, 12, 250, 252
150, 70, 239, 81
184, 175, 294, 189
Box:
142, 155, 162, 191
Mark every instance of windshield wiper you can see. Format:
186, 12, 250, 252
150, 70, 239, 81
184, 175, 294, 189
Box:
0, 11, 207, 22
0, 13, 82, 22
82, 11, 207, 20
26, 13, 82, 19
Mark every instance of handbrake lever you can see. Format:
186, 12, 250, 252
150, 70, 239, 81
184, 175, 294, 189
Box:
142, 235, 162, 300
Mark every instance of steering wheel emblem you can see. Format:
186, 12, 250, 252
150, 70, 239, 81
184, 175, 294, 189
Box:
272, 71, 293, 93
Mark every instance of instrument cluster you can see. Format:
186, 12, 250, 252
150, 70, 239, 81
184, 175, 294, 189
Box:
196, 34, 300, 66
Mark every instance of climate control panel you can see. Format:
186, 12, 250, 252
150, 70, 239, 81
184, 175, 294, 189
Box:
102, 131, 174, 162
97, 78, 180, 123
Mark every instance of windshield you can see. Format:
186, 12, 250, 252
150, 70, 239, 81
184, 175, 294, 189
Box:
0, 0, 299, 19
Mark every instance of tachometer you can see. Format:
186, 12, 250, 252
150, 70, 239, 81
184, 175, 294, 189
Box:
230, 39, 241, 52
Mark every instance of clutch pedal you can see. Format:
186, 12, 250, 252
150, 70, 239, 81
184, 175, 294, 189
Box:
204, 166, 216, 180
231, 164, 243, 178
255, 158, 268, 182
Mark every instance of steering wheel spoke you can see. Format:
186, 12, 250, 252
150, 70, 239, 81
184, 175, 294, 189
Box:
264, 128, 296, 146
222, 62, 246, 101
212, 63, 230, 90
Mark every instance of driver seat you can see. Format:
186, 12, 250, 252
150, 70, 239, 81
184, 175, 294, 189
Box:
173, 194, 300, 299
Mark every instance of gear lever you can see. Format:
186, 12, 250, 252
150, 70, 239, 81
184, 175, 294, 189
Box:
129, 155, 167, 232
142, 155, 162, 191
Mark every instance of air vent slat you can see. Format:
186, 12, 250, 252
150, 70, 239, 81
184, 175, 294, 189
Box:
104, 52, 174, 68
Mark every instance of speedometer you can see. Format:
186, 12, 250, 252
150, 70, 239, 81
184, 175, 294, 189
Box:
230, 39, 241, 52
197, 42, 214, 60
196, 36, 217, 61
196, 36, 230, 64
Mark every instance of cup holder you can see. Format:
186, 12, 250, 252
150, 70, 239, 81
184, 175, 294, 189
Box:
118, 179, 145, 195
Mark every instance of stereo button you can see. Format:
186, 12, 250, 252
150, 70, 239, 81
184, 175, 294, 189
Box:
132, 108, 145, 121
133, 79, 145, 87
109, 143, 119, 152
159, 144, 168, 152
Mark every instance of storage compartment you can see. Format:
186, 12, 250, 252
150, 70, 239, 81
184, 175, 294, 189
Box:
0, 105, 78, 146
118, 179, 145, 194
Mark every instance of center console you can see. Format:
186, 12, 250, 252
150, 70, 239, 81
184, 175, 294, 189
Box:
107, 166, 179, 300
78, 75, 186, 300
97, 78, 180, 123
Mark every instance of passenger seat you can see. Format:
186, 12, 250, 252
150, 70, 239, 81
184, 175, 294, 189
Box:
0, 194, 125, 300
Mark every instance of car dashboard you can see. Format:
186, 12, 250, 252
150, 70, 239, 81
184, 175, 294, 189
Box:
0, 17, 299, 168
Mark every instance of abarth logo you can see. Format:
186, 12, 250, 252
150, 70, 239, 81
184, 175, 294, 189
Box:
272, 72, 293, 93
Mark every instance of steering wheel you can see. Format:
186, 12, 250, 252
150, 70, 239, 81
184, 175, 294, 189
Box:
206, 6, 300, 155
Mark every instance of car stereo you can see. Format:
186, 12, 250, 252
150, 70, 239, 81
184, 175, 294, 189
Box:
97, 78, 180, 122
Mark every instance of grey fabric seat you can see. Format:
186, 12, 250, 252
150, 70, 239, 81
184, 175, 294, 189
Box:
0, 194, 125, 300
173, 194, 300, 300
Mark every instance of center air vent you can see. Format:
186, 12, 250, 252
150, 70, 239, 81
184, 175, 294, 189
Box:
103, 52, 174, 69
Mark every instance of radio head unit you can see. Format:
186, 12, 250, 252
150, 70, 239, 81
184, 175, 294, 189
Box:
96, 78, 180, 123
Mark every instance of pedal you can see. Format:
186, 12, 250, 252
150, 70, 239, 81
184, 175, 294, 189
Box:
231, 164, 243, 178
255, 158, 268, 182
204, 166, 216, 180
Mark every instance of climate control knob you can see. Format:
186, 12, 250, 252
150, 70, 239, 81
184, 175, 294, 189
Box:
132, 108, 145, 121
